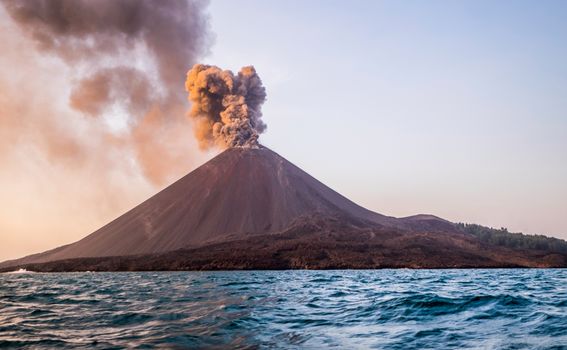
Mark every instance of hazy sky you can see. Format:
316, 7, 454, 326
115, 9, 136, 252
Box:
1, 0, 566, 261
207, 0, 567, 237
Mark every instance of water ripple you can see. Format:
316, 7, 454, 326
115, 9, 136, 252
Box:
1, 269, 566, 349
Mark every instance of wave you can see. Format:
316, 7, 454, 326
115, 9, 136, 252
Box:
0, 269, 565, 349
5, 268, 35, 274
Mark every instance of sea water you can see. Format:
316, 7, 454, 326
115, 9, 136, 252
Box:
1, 269, 566, 349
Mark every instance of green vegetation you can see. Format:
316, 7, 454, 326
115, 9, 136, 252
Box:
457, 223, 567, 254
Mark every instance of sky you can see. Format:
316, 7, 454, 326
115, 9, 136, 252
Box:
0, 0, 566, 261
207, 0, 567, 235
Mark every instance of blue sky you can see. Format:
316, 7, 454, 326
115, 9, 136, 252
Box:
207, 0, 567, 237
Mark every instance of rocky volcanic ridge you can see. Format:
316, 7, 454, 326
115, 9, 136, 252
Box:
1, 146, 565, 271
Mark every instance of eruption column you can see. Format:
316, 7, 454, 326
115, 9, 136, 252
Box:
186, 64, 267, 149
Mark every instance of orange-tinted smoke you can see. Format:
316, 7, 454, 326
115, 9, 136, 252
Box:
2, 0, 211, 185
185, 64, 267, 149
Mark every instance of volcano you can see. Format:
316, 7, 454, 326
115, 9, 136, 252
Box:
1, 146, 566, 271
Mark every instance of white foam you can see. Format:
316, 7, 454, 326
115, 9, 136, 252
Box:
6, 268, 35, 274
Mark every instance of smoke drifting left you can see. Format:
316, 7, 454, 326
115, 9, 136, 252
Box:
0, 0, 212, 260
1, 0, 211, 185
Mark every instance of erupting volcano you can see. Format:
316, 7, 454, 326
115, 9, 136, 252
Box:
1, 64, 565, 271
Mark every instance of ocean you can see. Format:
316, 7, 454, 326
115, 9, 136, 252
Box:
1, 269, 566, 349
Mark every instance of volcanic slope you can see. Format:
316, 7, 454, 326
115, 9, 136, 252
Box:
0, 147, 411, 265
2, 146, 565, 270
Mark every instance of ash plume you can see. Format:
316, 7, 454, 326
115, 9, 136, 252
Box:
186, 64, 267, 149
1, 0, 211, 184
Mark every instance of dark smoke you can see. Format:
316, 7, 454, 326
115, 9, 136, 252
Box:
186, 64, 267, 149
1, 0, 211, 184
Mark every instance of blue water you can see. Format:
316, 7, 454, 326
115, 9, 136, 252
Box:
1, 270, 566, 349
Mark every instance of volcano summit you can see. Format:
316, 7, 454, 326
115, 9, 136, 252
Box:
1, 146, 565, 271
0, 64, 565, 270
